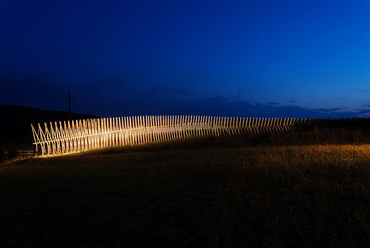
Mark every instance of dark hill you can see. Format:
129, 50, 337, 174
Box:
0, 104, 98, 146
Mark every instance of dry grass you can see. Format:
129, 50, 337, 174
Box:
0, 141, 369, 247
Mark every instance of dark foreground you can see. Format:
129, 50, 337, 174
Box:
0, 141, 369, 247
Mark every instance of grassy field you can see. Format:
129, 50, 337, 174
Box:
0, 128, 370, 247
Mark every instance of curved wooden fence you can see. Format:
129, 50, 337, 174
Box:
31, 116, 307, 156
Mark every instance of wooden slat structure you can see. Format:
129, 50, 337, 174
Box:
31, 116, 307, 156
17, 150, 35, 158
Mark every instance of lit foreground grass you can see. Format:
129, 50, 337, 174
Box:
0, 144, 369, 247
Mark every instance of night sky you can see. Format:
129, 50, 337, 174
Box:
1, 0, 370, 118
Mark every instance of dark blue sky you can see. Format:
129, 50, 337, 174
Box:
1, 0, 370, 118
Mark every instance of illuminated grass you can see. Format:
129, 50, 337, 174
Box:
0, 144, 369, 247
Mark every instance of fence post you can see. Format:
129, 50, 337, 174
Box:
32, 115, 305, 156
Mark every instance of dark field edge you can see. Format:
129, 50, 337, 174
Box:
1, 117, 370, 162
0, 119, 369, 247
0, 141, 369, 247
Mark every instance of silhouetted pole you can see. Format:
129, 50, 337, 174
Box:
65, 91, 74, 120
